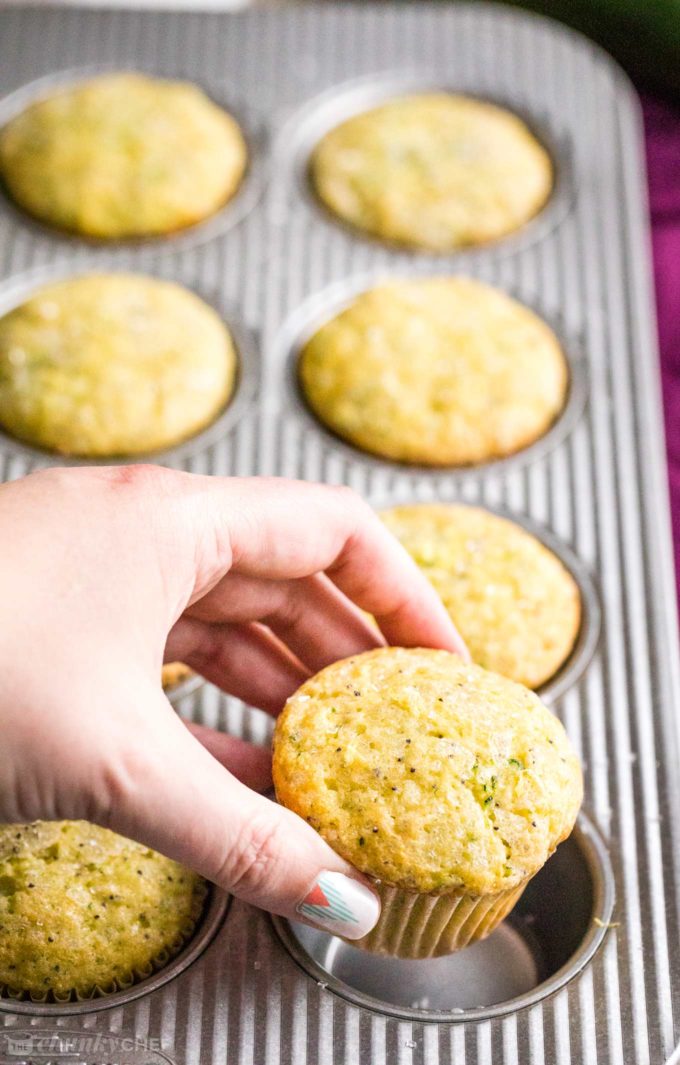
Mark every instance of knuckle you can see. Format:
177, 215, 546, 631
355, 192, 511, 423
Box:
327, 483, 365, 512
218, 810, 284, 896
265, 582, 305, 630
92, 739, 158, 829
30, 464, 183, 517
326, 485, 376, 542
335, 485, 377, 532
27, 465, 87, 499
103, 463, 178, 494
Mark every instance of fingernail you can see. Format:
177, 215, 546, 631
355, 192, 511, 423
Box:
296, 871, 380, 939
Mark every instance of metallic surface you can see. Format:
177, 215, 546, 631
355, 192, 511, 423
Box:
272, 813, 615, 1023
0, 4, 678, 1063
0, 1029, 180, 1065
165, 671, 206, 706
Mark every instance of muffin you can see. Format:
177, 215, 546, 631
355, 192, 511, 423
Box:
310, 93, 552, 251
0, 274, 237, 457
0, 72, 247, 239
273, 647, 582, 959
162, 663, 194, 690
0, 820, 207, 1001
298, 277, 568, 466
380, 504, 581, 688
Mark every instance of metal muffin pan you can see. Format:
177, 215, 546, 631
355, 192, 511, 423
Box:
0, 262, 260, 469
0, 64, 268, 254
277, 71, 576, 260
164, 670, 205, 706
0, 1030, 179, 1065
367, 491, 601, 703
0, 3, 677, 1064
277, 271, 589, 482
272, 812, 614, 1023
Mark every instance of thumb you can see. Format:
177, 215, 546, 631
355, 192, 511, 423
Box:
103, 694, 381, 940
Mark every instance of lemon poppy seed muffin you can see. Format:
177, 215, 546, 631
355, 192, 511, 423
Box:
311, 93, 552, 251
0, 274, 237, 457
162, 663, 194, 690
0, 73, 247, 240
298, 277, 568, 466
0, 821, 207, 1001
380, 504, 581, 688
273, 647, 582, 958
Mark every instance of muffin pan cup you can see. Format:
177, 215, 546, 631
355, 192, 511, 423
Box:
272, 811, 615, 1023
275, 71, 576, 260
0, 65, 268, 253
0, 263, 260, 468
0, 3, 675, 1063
276, 271, 589, 482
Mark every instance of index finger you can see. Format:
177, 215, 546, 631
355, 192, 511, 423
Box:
191, 477, 468, 656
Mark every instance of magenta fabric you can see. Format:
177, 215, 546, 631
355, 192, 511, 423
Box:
642, 95, 680, 601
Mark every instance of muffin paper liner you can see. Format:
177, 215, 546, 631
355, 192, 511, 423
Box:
0, 883, 208, 1003
349, 877, 529, 959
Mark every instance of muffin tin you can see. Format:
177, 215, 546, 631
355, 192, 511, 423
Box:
279, 72, 577, 259
0, 3, 678, 1065
0, 1030, 179, 1065
165, 669, 206, 707
273, 812, 613, 1022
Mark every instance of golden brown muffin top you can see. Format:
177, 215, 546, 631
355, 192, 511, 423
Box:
274, 648, 582, 895
380, 504, 581, 688
311, 93, 552, 251
0, 273, 236, 457
0, 73, 247, 239
298, 277, 568, 467
0, 820, 206, 1000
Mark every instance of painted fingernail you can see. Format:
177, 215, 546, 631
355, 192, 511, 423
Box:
296, 871, 380, 939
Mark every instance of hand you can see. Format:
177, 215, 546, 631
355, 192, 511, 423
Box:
0, 465, 466, 937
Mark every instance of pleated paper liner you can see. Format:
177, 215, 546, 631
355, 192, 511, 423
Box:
350, 877, 529, 960
0, 881, 208, 1003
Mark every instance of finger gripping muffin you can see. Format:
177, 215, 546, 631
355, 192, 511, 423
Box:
0, 821, 207, 1001
380, 504, 581, 688
310, 93, 552, 251
298, 277, 568, 466
0, 273, 237, 457
273, 647, 582, 958
0, 73, 247, 239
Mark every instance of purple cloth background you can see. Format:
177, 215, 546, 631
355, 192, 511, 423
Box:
642, 96, 680, 603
